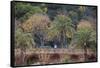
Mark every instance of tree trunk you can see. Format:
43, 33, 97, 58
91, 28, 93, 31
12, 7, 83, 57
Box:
60, 30, 64, 48
20, 47, 26, 65
60, 29, 67, 48
63, 30, 67, 48
84, 43, 88, 61
40, 36, 44, 47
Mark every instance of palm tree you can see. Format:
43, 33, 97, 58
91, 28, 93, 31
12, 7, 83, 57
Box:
47, 14, 74, 48
73, 27, 95, 61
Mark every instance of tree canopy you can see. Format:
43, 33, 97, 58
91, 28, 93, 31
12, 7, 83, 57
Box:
14, 2, 97, 50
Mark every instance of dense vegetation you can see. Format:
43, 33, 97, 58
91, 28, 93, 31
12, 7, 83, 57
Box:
14, 2, 97, 65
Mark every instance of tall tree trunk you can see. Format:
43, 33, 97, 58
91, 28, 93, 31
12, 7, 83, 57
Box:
60, 30, 64, 48
63, 29, 67, 48
60, 29, 67, 48
84, 43, 88, 61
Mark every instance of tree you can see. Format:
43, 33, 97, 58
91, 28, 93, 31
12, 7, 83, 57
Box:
73, 27, 96, 61
15, 2, 44, 22
15, 28, 35, 63
15, 28, 35, 49
21, 14, 50, 47
47, 14, 74, 48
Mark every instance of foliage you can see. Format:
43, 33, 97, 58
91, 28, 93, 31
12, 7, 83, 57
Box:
15, 3, 44, 22
21, 14, 51, 47
14, 2, 97, 49
15, 28, 35, 49
73, 26, 96, 51
21, 14, 50, 32
74, 27, 92, 47
54, 15, 75, 37
47, 14, 75, 47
